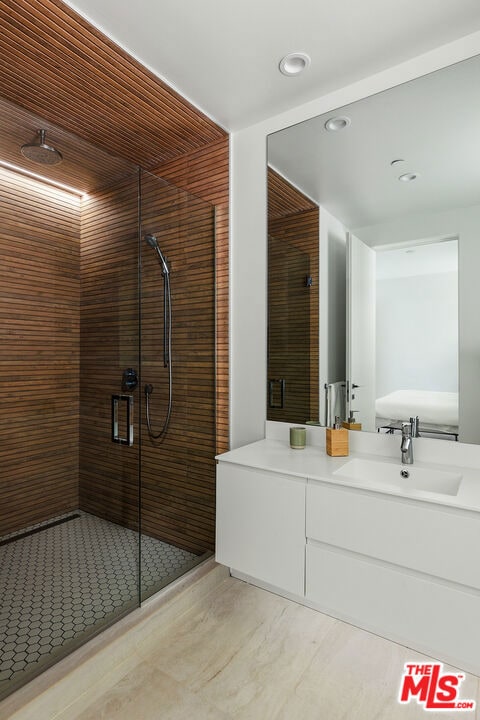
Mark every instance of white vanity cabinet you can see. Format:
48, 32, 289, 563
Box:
216, 462, 306, 596
305, 481, 480, 675
215, 439, 480, 675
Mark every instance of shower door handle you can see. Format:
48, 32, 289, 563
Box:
111, 394, 134, 446
268, 378, 285, 409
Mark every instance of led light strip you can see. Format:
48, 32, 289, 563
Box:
0, 159, 86, 197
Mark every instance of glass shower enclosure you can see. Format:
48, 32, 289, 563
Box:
0, 106, 215, 700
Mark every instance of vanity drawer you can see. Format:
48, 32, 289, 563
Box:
305, 542, 480, 676
306, 482, 480, 589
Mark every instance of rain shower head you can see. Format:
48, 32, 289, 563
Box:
21, 129, 63, 166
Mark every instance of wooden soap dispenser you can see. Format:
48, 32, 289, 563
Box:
326, 416, 349, 457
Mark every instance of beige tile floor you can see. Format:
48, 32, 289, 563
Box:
60, 575, 479, 720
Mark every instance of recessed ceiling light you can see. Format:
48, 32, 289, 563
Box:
390, 158, 405, 166
324, 116, 351, 132
279, 52, 311, 76
398, 172, 419, 182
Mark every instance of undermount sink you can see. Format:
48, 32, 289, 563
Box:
333, 457, 462, 496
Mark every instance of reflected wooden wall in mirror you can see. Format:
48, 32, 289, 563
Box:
267, 54, 480, 444
267, 168, 319, 424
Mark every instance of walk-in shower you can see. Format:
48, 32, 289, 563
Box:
0, 98, 216, 701
144, 234, 172, 439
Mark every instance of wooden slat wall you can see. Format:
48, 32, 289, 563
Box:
153, 137, 229, 455
79, 171, 217, 553
0, 0, 229, 551
0, 166, 80, 535
78, 175, 140, 532
268, 168, 319, 424
141, 172, 216, 552
0, 0, 227, 169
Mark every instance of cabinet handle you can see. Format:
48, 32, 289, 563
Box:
111, 394, 134, 446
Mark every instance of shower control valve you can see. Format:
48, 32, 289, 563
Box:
122, 368, 138, 391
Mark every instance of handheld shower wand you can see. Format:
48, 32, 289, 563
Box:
145, 234, 170, 277
144, 234, 172, 439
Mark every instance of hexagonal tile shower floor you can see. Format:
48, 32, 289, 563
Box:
0, 511, 201, 699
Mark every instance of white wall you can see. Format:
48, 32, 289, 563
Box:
230, 32, 480, 449
458, 210, 480, 442
376, 271, 458, 397
319, 207, 347, 422
229, 129, 268, 448
356, 205, 480, 443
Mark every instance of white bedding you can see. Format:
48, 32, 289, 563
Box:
375, 389, 458, 427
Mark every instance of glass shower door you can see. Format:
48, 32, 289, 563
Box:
139, 170, 216, 600
78, 172, 142, 626
0, 166, 142, 700
0, 161, 216, 700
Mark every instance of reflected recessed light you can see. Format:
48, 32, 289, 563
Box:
324, 116, 351, 132
279, 52, 311, 76
398, 172, 419, 182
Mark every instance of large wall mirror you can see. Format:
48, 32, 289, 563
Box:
267, 54, 480, 445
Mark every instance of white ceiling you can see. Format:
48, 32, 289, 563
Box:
62, 0, 480, 130
268, 54, 480, 230
376, 240, 458, 280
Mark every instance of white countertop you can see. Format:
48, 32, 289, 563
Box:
216, 439, 480, 513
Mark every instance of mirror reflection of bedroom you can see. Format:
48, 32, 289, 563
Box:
268, 53, 480, 444
358, 237, 459, 440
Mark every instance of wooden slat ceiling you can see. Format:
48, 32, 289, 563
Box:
0, 0, 227, 172
0, 95, 137, 194
268, 166, 317, 220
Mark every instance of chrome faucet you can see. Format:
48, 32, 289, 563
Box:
410, 415, 420, 438
401, 422, 414, 464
